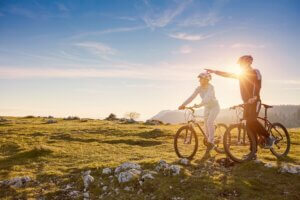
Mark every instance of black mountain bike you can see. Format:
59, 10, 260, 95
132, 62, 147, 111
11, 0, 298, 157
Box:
174, 105, 227, 160
223, 103, 290, 162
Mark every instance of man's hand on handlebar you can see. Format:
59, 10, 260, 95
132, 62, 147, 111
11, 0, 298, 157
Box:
247, 96, 257, 104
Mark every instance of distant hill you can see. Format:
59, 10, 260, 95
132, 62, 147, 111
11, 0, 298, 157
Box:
151, 105, 300, 128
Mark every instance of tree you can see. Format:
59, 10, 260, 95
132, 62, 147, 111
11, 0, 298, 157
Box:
124, 112, 140, 121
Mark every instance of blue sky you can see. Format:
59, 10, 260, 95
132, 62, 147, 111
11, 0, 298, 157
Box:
0, 0, 300, 119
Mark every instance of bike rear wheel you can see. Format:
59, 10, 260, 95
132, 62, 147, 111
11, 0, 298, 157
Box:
223, 124, 257, 163
214, 123, 227, 154
269, 123, 290, 158
174, 125, 198, 160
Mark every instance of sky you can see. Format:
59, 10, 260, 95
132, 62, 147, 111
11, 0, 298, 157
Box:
0, 0, 300, 120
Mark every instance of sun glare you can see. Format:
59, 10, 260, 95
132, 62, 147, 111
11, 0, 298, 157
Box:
230, 65, 243, 77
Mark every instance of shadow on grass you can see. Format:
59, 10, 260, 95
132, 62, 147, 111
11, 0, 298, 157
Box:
136, 129, 172, 139
102, 139, 162, 147
0, 147, 52, 177
50, 133, 101, 143
0, 142, 22, 156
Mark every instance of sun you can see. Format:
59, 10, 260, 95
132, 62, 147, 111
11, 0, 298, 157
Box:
230, 65, 243, 77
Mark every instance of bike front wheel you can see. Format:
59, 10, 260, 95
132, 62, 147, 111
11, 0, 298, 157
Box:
269, 122, 290, 158
174, 125, 198, 160
223, 124, 257, 163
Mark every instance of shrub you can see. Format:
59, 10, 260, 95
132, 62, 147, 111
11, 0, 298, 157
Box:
105, 113, 118, 121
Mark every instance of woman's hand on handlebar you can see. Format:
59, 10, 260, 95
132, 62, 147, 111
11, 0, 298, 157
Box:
178, 105, 185, 110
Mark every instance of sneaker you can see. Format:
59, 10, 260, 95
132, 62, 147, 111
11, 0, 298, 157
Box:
264, 135, 276, 149
242, 153, 257, 160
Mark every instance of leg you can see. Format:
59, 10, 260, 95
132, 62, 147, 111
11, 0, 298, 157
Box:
203, 108, 209, 140
206, 106, 220, 144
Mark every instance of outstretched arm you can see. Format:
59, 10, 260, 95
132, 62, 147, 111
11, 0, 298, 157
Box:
205, 69, 238, 79
179, 87, 200, 108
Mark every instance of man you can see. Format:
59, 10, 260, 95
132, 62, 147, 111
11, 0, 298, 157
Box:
206, 55, 275, 158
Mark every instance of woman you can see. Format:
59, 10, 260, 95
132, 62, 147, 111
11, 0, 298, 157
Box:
178, 72, 220, 157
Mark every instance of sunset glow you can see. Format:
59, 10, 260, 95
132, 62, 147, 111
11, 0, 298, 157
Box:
0, 0, 299, 120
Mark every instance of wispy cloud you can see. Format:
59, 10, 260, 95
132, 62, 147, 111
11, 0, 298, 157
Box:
70, 26, 146, 39
231, 43, 265, 49
179, 12, 220, 27
169, 32, 212, 41
57, 3, 69, 12
118, 16, 136, 21
142, 0, 193, 29
74, 42, 116, 59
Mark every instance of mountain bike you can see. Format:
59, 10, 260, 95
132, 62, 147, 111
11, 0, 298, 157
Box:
223, 103, 290, 163
174, 105, 227, 160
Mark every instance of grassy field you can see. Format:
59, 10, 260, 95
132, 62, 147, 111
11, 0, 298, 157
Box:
0, 117, 299, 200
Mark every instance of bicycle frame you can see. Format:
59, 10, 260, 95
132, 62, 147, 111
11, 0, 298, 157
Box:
185, 107, 208, 142
230, 103, 285, 147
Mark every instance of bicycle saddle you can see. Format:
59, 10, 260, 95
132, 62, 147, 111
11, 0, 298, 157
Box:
261, 104, 273, 109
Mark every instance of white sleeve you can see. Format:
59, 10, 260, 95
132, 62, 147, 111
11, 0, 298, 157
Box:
182, 87, 200, 106
200, 85, 215, 106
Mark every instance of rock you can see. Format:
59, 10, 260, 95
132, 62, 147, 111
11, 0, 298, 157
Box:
115, 162, 141, 174
155, 160, 169, 172
172, 197, 184, 200
102, 186, 108, 191
264, 163, 275, 168
80, 118, 88, 122
179, 158, 189, 165
63, 184, 72, 190
141, 173, 154, 180
118, 170, 139, 183
0, 176, 31, 188
83, 192, 89, 199
253, 159, 264, 164
279, 163, 300, 174
102, 168, 112, 175
82, 170, 94, 190
216, 157, 235, 168
114, 188, 120, 195
69, 190, 80, 198
124, 186, 133, 191
169, 165, 181, 176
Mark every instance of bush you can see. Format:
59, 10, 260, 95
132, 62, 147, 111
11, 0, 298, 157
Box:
24, 115, 35, 118
105, 113, 118, 121
145, 119, 164, 125
63, 116, 80, 120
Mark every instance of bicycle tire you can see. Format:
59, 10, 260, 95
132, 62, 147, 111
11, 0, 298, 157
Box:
269, 122, 290, 158
174, 125, 198, 160
223, 123, 257, 163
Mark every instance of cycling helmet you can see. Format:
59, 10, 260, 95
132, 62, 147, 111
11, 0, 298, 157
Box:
198, 72, 212, 80
238, 55, 253, 64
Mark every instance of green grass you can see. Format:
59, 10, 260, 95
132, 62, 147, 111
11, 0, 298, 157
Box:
0, 117, 299, 199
